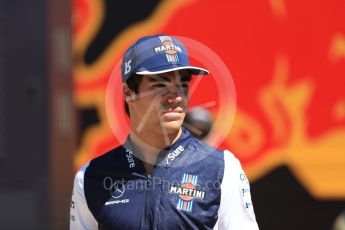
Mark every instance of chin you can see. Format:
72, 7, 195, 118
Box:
159, 120, 183, 134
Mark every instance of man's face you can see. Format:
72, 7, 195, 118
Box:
127, 70, 191, 136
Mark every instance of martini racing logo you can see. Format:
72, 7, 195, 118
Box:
154, 36, 181, 63
169, 173, 205, 212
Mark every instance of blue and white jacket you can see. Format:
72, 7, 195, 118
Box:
70, 129, 259, 229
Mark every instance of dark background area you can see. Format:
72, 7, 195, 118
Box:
0, 0, 74, 229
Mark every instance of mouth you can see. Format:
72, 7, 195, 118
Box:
160, 107, 185, 121
161, 106, 184, 114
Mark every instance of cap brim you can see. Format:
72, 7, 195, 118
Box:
136, 66, 209, 76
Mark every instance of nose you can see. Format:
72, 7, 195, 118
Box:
165, 86, 186, 104
168, 95, 182, 104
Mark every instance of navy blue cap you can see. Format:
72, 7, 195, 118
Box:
121, 35, 209, 82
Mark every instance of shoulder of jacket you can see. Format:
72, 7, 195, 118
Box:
74, 161, 91, 188
73, 145, 125, 179
192, 138, 225, 160
87, 144, 124, 167
223, 149, 242, 167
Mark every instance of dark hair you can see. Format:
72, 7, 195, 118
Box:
124, 75, 143, 116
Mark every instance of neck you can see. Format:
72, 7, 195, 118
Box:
129, 126, 182, 165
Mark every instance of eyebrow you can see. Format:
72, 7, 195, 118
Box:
148, 75, 170, 82
148, 74, 191, 83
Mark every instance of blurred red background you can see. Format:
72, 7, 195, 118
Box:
72, 1, 345, 229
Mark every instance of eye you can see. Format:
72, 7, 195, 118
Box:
180, 82, 190, 88
153, 83, 166, 88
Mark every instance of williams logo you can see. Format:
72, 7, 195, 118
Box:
154, 36, 181, 63
169, 173, 205, 212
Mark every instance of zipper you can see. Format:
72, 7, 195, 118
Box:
144, 174, 152, 229
155, 169, 166, 229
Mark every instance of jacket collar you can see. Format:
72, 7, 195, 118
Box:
123, 128, 192, 168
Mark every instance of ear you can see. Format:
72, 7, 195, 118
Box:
122, 84, 136, 102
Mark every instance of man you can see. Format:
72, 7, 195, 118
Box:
70, 34, 259, 229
